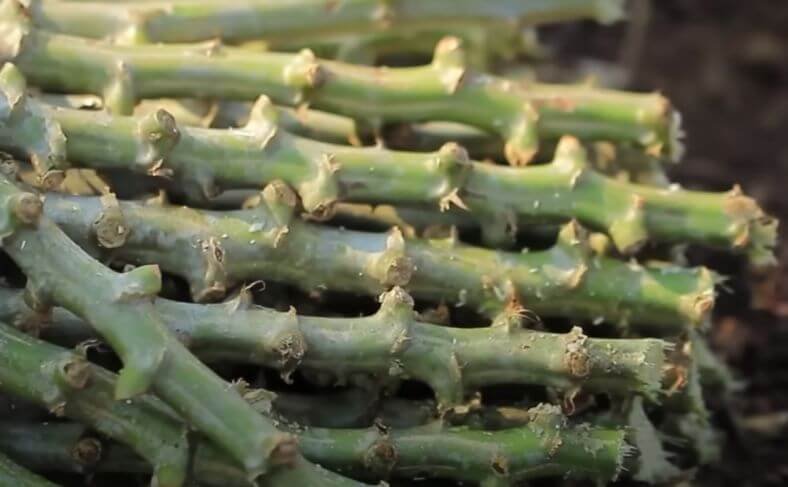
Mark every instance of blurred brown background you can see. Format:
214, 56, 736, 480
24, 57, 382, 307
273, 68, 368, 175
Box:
548, 1, 788, 484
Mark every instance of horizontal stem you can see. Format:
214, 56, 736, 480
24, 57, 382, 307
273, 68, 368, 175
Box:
216, 101, 671, 186
0, 285, 669, 403
0, 1, 679, 164
296, 403, 628, 484
0, 321, 233, 486
0, 422, 102, 475
0, 172, 295, 476
1, 75, 773, 262
0, 323, 366, 486
0, 450, 58, 487
27, 0, 622, 45
166, 190, 565, 249
0, 404, 628, 486
42, 187, 715, 331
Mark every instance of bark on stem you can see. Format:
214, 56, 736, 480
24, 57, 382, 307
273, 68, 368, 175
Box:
0, 323, 365, 486
0, 173, 295, 477
0, 285, 669, 403
0, 0, 679, 164
41, 187, 715, 331
0, 71, 773, 262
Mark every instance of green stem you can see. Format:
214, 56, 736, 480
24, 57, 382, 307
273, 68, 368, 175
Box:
0, 321, 228, 486
0, 324, 365, 487
168, 191, 563, 247
1, 79, 774, 262
0, 406, 627, 486
0, 1, 678, 164
219, 101, 670, 187
0, 284, 669, 403
26, 0, 622, 45
257, 389, 693, 483
295, 404, 628, 485
0, 422, 102, 475
0, 450, 58, 487
35, 94, 665, 189
41, 185, 715, 331
0, 173, 296, 477
30, 1, 548, 70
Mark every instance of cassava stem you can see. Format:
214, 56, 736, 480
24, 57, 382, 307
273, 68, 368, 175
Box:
0, 285, 669, 403
0, 0, 678, 164
25, 0, 622, 45
295, 404, 629, 485
41, 186, 716, 331
0, 405, 629, 486
0, 321, 237, 486
213, 101, 671, 186
0, 74, 774, 262
0, 450, 58, 487
0, 172, 296, 477
0, 323, 365, 487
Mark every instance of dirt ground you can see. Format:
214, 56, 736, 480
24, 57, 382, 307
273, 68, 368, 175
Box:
553, 1, 788, 484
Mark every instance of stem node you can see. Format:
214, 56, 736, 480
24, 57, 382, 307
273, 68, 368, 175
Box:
432, 36, 467, 94
93, 193, 129, 249
135, 108, 180, 174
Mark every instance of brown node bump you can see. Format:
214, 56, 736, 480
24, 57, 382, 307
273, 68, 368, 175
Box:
268, 435, 299, 467
547, 435, 564, 458
274, 331, 307, 375
364, 439, 398, 474
383, 256, 414, 287
0, 154, 19, 178
194, 236, 228, 302
193, 281, 227, 304
723, 185, 760, 217
491, 453, 509, 476
60, 359, 92, 390
37, 168, 65, 191
49, 402, 66, 418
152, 109, 178, 140
71, 437, 102, 467
12, 193, 42, 225
13, 308, 50, 337
265, 180, 299, 209
693, 293, 714, 322
306, 200, 337, 221
93, 203, 129, 249
565, 349, 591, 378
304, 62, 326, 89
564, 327, 591, 379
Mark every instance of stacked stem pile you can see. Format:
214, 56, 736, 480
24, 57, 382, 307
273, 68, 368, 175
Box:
0, 1, 776, 486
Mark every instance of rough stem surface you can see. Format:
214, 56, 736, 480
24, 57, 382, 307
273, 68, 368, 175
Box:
0, 172, 295, 477
26, 0, 624, 45
0, 285, 669, 403
0, 1, 680, 164
0, 323, 365, 487
295, 404, 629, 485
0, 74, 774, 262
0, 407, 627, 486
41, 186, 716, 330
0, 449, 58, 487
